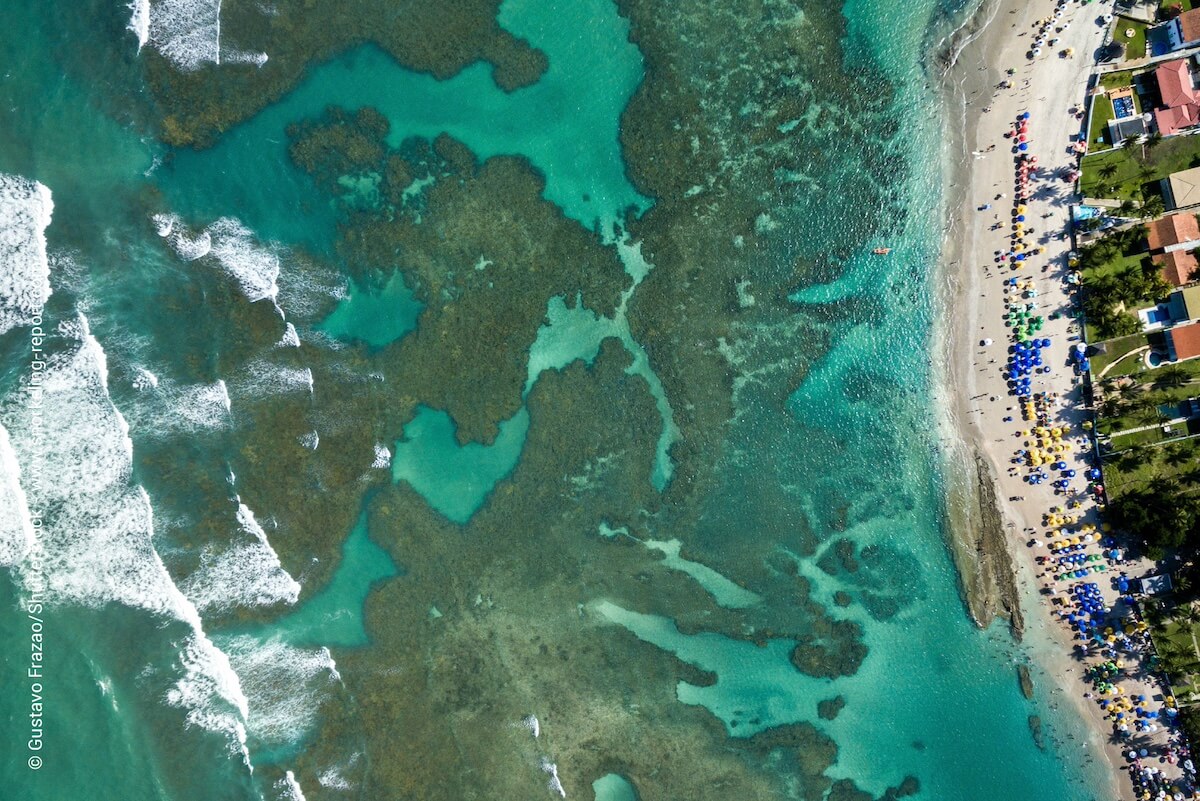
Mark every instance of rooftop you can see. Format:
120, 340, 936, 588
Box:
1183, 9, 1200, 44
1155, 249, 1199, 287
1171, 320, 1200, 360
1168, 167, 1200, 209
1155, 103, 1200, 136
1156, 59, 1199, 108
1147, 212, 1200, 251
1109, 115, 1148, 143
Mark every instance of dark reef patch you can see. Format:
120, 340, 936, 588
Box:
147, 0, 548, 147
128, 0, 929, 796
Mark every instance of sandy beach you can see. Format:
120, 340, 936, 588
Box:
935, 0, 1184, 797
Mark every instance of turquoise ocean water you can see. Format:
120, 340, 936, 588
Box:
0, 0, 1115, 799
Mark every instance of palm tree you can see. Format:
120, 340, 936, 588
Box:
1166, 442, 1193, 468
1122, 136, 1141, 153
1153, 365, 1190, 389
1099, 162, 1119, 182
1142, 195, 1166, 219
1118, 381, 1141, 402
1116, 199, 1139, 218
1146, 131, 1164, 156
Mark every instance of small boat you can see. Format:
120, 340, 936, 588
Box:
872, 247, 892, 255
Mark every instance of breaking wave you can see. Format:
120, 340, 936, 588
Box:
178, 502, 300, 613
154, 214, 279, 304
0, 315, 252, 757
0, 424, 35, 566
275, 770, 307, 801
207, 218, 280, 304
219, 635, 341, 749
370, 444, 391, 469
145, 0, 220, 71
0, 174, 54, 336
277, 322, 300, 349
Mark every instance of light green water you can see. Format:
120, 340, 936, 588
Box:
266, 511, 400, 647
319, 270, 423, 349
392, 406, 532, 523
164, 0, 652, 250
593, 772, 639, 801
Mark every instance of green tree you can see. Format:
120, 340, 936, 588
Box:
1167, 442, 1194, 468
1098, 161, 1119, 182
1108, 479, 1198, 553
1154, 365, 1190, 390
1146, 130, 1164, 154
1141, 195, 1166, 220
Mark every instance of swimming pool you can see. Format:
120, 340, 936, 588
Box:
1145, 305, 1171, 325
1113, 95, 1134, 119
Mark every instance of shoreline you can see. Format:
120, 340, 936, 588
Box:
931, 0, 1129, 797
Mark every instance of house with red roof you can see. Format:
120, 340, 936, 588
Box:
1154, 250, 1199, 288
1153, 59, 1200, 135
1147, 213, 1200, 288
1167, 8, 1200, 51
1167, 320, 1200, 361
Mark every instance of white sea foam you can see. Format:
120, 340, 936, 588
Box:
224, 49, 269, 67
131, 366, 160, 390
540, 758, 566, 798
275, 771, 307, 801
0, 425, 35, 566
175, 380, 231, 429
127, 0, 150, 48
207, 218, 280, 303
370, 444, 391, 469
318, 766, 352, 791
156, 214, 280, 305
151, 212, 175, 238
276, 322, 300, 349
146, 0, 221, 71
154, 212, 212, 261
178, 503, 300, 613
0, 174, 54, 336
167, 629, 251, 747
298, 431, 319, 450
220, 635, 340, 748
521, 714, 540, 738
0, 317, 252, 759
233, 360, 313, 398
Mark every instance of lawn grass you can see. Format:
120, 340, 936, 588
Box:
1100, 70, 1138, 91
1102, 432, 1200, 497
1110, 427, 1170, 448
1089, 95, 1116, 150
1121, 20, 1149, 61
1089, 331, 1151, 374
1151, 617, 1200, 703
1080, 135, 1200, 201
1084, 250, 1151, 284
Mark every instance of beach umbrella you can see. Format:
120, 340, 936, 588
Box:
1019, 143, 1028, 151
